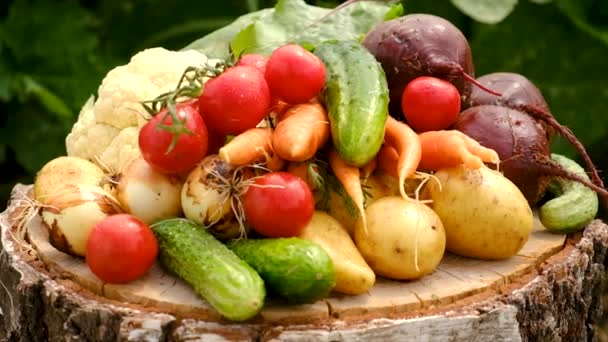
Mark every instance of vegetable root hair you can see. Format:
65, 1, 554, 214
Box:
517, 104, 605, 190
533, 158, 608, 199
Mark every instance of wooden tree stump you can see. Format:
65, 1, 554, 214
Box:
1, 183, 607, 341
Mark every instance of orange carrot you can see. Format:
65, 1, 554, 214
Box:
361, 157, 378, 181
418, 130, 500, 171
272, 102, 330, 162
383, 116, 422, 199
329, 148, 366, 232
219, 127, 285, 171
377, 145, 399, 178
287, 161, 317, 189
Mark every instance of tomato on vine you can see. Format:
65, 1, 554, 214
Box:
138, 99, 208, 174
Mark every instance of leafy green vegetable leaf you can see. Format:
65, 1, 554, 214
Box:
21, 76, 72, 120
183, 9, 274, 59
450, 0, 518, 24
529, 0, 553, 3
469, 1, 608, 159
556, 0, 608, 47
188, 0, 393, 60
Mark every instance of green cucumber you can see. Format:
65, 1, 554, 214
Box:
151, 218, 265, 321
539, 154, 599, 233
314, 40, 389, 167
229, 237, 335, 304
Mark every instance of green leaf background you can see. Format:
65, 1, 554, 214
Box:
1, 0, 607, 208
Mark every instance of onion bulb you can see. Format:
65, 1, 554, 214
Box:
181, 155, 250, 240
41, 184, 123, 256
34, 156, 107, 204
116, 157, 183, 224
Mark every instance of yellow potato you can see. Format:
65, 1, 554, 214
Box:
299, 211, 375, 295
423, 165, 533, 260
327, 171, 400, 236
355, 197, 446, 280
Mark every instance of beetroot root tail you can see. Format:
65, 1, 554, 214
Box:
535, 159, 608, 199
462, 73, 502, 97
520, 104, 605, 190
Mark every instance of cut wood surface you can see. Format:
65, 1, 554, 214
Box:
1, 184, 607, 341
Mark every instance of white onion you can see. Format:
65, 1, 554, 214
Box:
181, 155, 248, 240
34, 156, 107, 204
116, 157, 183, 224
40, 184, 123, 256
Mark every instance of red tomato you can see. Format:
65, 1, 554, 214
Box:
199, 65, 271, 136
401, 76, 461, 132
236, 53, 268, 75
265, 44, 326, 104
139, 99, 208, 174
86, 214, 158, 284
243, 172, 314, 238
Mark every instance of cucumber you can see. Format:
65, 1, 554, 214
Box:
229, 237, 335, 304
314, 40, 389, 167
151, 218, 265, 321
539, 154, 599, 233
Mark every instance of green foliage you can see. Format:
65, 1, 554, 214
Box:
1, 0, 607, 208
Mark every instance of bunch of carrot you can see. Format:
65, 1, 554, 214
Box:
218, 98, 501, 226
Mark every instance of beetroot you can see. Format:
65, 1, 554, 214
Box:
362, 14, 482, 117
467, 72, 549, 111
453, 105, 607, 206
466, 72, 604, 190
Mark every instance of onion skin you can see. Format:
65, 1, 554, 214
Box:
41, 184, 124, 257
116, 157, 183, 224
181, 155, 248, 240
34, 156, 106, 204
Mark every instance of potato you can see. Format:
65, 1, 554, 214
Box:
299, 211, 375, 295
423, 165, 533, 260
327, 171, 400, 236
355, 196, 446, 280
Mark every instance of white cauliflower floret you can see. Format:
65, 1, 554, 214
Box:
65, 47, 213, 172
66, 96, 121, 164
98, 127, 141, 174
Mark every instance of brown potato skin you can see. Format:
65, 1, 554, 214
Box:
423, 165, 533, 260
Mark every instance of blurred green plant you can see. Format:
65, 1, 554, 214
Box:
0, 0, 607, 208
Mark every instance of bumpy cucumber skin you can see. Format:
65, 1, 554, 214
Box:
314, 40, 389, 167
151, 219, 265, 321
539, 154, 599, 233
230, 237, 336, 304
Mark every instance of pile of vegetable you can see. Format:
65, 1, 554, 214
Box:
21, 0, 607, 323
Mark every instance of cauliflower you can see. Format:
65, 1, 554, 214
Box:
66, 47, 217, 173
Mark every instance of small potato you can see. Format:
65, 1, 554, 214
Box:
423, 165, 533, 260
299, 211, 375, 295
355, 196, 446, 280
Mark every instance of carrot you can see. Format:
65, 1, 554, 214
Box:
272, 102, 330, 162
418, 130, 500, 171
287, 161, 317, 189
383, 116, 422, 199
361, 157, 378, 181
329, 148, 366, 233
377, 145, 399, 178
219, 127, 285, 171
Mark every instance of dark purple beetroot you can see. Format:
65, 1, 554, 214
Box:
465, 72, 604, 190
362, 14, 475, 117
466, 72, 550, 111
453, 105, 608, 206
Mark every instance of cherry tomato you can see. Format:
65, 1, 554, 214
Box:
401, 76, 461, 132
86, 214, 158, 284
243, 172, 314, 238
265, 44, 326, 104
139, 99, 208, 174
199, 65, 271, 136
236, 53, 268, 75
